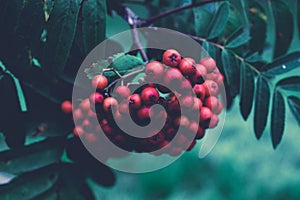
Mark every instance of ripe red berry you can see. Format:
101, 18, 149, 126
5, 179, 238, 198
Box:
92, 75, 108, 90
204, 80, 219, 96
200, 106, 212, 124
137, 106, 151, 120
195, 127, 205, 139
164, 68, 182, 88
215, 100, 223, 114
180, 95, 194, 108
206, 68, 219, 81
216, 74, 224, 85
80, 98, 91, 112
73, 126, 84, 137
114, 85, 131, 99
191, 64, 207, 84
73, 108, 83, 121
193, 84, 206, 100
145, 61, 165, 81
179, 79, 192, 94
205, 96, 220, 113
89, 92, 104, 104
141, 87, 159, 105
200, 57, 216, 73
187, 140, 196, 151
192, 97, 203, 111
188, 121, 199, 134
179, 58, 196, 76
61, 100, 72, 114
174, 115, 190, 128
167, 98, 180, 113
128, 94, 142, 109
119, 100, 130, 114
103, 97, 118, 112
209, 114, 219, 128
163, 49, 181, 67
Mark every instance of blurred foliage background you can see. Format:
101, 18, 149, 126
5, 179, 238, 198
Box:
0, 0, 300, 199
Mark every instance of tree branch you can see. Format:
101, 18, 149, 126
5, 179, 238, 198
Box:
140, 0, 224, 26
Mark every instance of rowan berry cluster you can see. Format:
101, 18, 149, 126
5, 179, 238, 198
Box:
63, 49, 224, 156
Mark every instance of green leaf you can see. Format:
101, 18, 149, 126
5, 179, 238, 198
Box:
0, 137, 65, 175
225, 27, 251, 48
193, 3, 215, 37
202, 41, 217, 59
248, 2, 267, 56
276, 76, 300, 92
261, 52, 300, 77
84, 53, 144, 80
298, 1, 300, 37
82, 0, 107, 54
271, 0, 294, 58
287, 96, 300, 126
271, 90, 285, 149
207, 2, 230, 39
43, 0, 82, 74
239, 62, 254, 120
254, 76, 270, 139
0, 164, 59, 200
221, 49, 240, 97
15, 0, 45, 52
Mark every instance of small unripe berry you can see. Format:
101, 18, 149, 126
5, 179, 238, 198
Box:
61, 100, 72, 114
200, 57, 216, 73
163, 49, 181, 67
92, 75, 108, 90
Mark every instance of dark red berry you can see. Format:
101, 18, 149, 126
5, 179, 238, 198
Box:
200, 106, 212, 124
